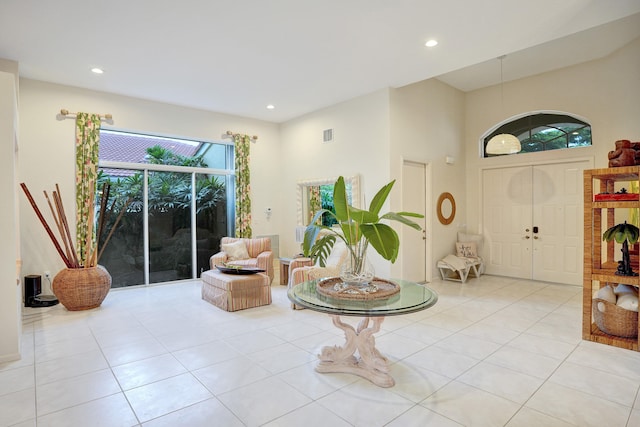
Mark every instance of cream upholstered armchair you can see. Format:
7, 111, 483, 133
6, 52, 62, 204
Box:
436, 232, 485, 283
209, 237, 274, 283
288, 241, 349, 308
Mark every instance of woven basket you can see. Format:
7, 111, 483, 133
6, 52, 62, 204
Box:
52, 265, 111, 311
592, 297, 638, 338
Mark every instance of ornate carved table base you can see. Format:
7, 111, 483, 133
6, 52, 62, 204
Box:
316, 315, 394, 387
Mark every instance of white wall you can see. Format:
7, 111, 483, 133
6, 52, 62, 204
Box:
18, 79, 280, 285
0, 69, 21, 362
389, 78, 466, 279
279, 89, 393, 276
279, 81, 467, 280
464, 37, 640, 236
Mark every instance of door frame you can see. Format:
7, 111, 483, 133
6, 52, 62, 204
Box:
478, 156, 594, 282
400, 158, 432, 282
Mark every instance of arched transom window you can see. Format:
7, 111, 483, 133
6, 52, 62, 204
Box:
483, 113, 591, 157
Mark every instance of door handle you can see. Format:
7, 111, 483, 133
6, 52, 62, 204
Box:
422, 230, 426, 241
534, 236, 539, 240
524, 235, 530, 239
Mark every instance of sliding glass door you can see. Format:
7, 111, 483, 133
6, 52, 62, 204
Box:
96, 167, 232, 287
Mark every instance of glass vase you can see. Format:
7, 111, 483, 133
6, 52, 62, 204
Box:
339, 246, 377, 293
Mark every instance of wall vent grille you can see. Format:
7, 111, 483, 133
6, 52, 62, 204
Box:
323, 128, 334, 143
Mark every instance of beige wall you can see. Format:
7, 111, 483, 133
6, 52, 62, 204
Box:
0, 69, 21, 362
464, 37, 640, 237
389, 78, 466, 279
17, 79, 280, 285
277, 78, 466, 280
278, 89, 393, 276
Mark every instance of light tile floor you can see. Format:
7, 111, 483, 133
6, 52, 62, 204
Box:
2, 274, 640, 426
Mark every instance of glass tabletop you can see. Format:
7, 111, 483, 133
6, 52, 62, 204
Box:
287, 278, 438, 317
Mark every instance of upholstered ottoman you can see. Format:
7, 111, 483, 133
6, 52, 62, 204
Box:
201, 270, 271, 312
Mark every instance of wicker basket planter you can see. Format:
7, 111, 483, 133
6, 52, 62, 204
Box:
52, 265, 111, 311
592, 297, 638, 338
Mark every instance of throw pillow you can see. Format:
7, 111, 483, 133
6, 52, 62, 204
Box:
457, 232, 483, 252
616, 293, 639, 312
456, 241, 477, 258
221, 240, 250, 261
614, 284, 638, 296
595, 285, 617, 304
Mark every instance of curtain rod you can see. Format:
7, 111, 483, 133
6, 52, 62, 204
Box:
225, 130, 258, 142
59, 109, 113, 121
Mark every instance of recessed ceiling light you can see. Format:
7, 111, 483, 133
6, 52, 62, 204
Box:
91, 67, 104, 74
425, 39, 438, 47
266, 104, 275, 110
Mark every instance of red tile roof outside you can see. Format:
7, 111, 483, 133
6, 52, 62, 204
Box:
99, 130, 202, 177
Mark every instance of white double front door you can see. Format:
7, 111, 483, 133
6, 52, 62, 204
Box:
482, 160, 590, 285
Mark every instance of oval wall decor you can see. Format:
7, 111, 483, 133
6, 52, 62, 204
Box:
437, 192, 456, 225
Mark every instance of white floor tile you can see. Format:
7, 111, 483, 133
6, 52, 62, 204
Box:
316, 380, 415, 426
0, 365, 34, 396
125, 373, 212, 422
459, 321, 521, 345
277, 362, 358, 400
218, 376, 312, 426
36, 349, 108, 386
246, 342, 316, 374
506, 407, 575, 427
34, 335, 101, 364
404, 345, 480, 379
526, 381, 631, 427
0, 388, 35, 427
263, 401, 352, 427
387, 360, 452, 403
373, 332, 430, 361
385, 405, 463, 427
101, 337, 168, 367
434, 332, 502, 359
112, 353, 187, 390
567, 344, 640, 381
485, 345, 562, 379
142, 397, 243, 427
15, 277, 640, 427
36, 393, 138, 427
420, 380, 521, 427
171, 339, 240, 371
265, 320, 324, 341
192, 356, 272, 395
628, 408, 640, 427
548, 361, 639, 407
506, 333, 577, 360
223, 329, 287, 354
393, 322, 453, 345
36, 369, 121, 416
457, 361, 544, 404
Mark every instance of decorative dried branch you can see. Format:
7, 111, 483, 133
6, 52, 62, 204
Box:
97, 197, 132, 263
53, 186, 79, 268
20, 183, 72, 268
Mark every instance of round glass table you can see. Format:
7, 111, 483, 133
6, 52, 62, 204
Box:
288, 278, 438, 387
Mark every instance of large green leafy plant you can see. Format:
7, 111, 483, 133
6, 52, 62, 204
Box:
303, 176, 423, 276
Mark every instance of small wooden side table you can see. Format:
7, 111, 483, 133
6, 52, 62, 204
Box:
279, 257, 292, 285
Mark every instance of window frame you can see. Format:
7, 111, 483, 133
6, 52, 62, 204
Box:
98, 129, 236, 286
482, 111, 591, 157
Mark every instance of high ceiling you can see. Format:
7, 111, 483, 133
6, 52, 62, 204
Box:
1, 1, 639, 123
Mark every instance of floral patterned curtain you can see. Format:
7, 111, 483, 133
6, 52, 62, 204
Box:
75, 113, 101, 266
234, 134, 252, 237
308, 186, 321, 224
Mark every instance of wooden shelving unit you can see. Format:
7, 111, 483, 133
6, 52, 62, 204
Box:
583, 166, 640, 351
